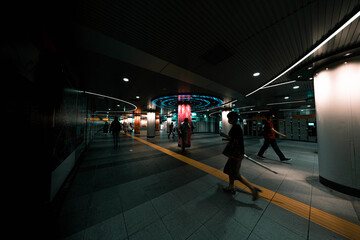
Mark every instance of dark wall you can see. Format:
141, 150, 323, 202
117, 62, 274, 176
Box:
1, 3, 85, 236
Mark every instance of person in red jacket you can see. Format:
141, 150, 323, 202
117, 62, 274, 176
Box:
257, 114, 291, 162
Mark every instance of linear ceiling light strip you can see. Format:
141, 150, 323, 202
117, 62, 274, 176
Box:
233, 105, 256, 110
261, 80, 296, 89
266, 100, 306, 106
193, 99, 237, 113
246, 11, 360, 97
240, 110, 270, 114
84, 91, 137, 111
279, 108, 316, 111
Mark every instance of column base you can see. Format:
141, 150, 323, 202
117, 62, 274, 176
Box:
319, 176, 360, 198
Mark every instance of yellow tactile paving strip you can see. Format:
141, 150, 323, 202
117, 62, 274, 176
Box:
125, 133, 360, 240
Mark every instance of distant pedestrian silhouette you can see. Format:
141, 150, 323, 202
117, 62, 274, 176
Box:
257, 114, 291, 162
110, 117, 121, 149
168, 122, 175, 139
103, 121, 109, 136
178, 118, 191, 151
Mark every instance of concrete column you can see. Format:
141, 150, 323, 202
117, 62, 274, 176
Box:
221, 110, 231, 135
147, 111, 156, 138
314, 56, 360, 196
167, 116, 172, 133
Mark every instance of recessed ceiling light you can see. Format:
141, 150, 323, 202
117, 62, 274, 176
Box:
136, 96, 140, 99
123, 78, 129, 82
293, 86, 300, 89
344, 53, 351, 56
309, 77, 313, 80
253, 72, 260, 77
307, 66, 313, 70
307, 105, 311, 107
284, 96, 289, 100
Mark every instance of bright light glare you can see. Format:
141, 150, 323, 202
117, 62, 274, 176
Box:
123, 78, 129, 82
293, 86, 300, 89
246, 11, 360, 97
253, 72, 260, 77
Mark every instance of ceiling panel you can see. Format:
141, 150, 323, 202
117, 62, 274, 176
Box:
70, 0, 359, 114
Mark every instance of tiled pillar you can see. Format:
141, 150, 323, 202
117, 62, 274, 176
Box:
134, 109, 141, 134
167, 116, 172, 133
155, 113, 160, 131
221, 110, 231, 135
147, 111, 156, 138
178, 103, 192, 148
314, 56, 360, 196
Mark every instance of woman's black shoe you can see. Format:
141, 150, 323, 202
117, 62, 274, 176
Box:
252, 187, 262, 201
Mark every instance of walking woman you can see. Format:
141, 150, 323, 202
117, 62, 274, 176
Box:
221, 112, 262, 200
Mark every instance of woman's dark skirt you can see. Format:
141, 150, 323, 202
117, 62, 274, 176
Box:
223, 156, 243, 178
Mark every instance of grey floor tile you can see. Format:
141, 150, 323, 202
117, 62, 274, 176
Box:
118, 184, 151, 211
200, 185, 234, 210
86, 197, 123, 228
63, 230, 85, 240
251, 215, 305, 240
123, 201, 160, 236
83, 214, 127, 240
275, 178, 312, 206
247, 232, 265, 240
221, 193, 267, 230
308, 221, 348, 240
310, 186, 360, 225
128, 219, 172, 240
170, 183, 201, 204
183, 193, 221, 224
262, 203, 309, 238
187, 225, 218, 240
151, 191, 183, 217
57, 208, 89, 238
204, 209, 251, 240
162, 205, 202, 240
90, 186, 122, 208
186, 177, 214, 194
60, 193, 92, 217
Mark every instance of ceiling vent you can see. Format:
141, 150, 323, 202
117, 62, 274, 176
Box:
200, 43, 234, 65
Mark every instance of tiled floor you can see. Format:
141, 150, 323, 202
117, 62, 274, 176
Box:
53, 131, 360, 240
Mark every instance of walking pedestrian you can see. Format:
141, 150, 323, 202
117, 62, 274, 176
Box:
221, 112, 262, 200
103, 121, 109, 136
178, 118, 191, 151
110, 116, 121, 149
257, 114, 291, 162
168, 122, 175, 139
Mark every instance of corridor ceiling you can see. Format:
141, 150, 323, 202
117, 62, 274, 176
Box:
68, 0, 360, 115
